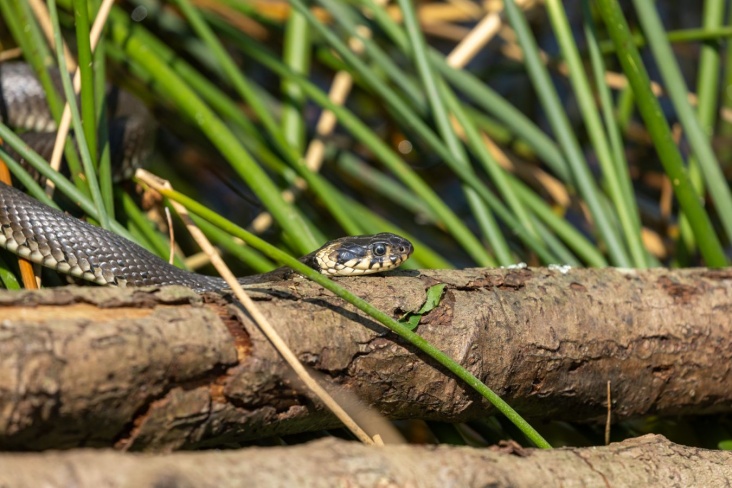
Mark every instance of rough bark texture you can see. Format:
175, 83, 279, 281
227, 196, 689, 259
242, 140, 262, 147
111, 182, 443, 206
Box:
0, 435, 729, 487
0, 267, 730, 450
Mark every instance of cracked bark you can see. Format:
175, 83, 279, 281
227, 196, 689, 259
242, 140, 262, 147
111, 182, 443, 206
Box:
0, 434, 729, 487
0, 267, 730, 451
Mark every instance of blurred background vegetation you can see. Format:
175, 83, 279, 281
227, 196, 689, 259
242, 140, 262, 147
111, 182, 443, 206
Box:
0, 0, 731, 449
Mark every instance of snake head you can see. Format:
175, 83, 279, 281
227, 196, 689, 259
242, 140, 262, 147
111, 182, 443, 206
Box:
314, 232, 414, 276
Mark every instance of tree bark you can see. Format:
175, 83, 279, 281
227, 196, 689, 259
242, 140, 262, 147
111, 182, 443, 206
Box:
0, 435, 728, 487
0, 267, 730, 451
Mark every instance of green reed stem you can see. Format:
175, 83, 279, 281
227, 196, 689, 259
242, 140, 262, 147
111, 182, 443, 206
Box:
160, 186, 552, 449
597, 0, 726, 266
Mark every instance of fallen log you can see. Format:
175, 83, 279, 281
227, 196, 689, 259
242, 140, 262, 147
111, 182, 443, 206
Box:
0, 435, 728, 487
0, 267, 730, 450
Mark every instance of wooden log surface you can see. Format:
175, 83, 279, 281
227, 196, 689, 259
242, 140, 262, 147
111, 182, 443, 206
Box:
0, 267, 730, 450
0, 435, 728, 487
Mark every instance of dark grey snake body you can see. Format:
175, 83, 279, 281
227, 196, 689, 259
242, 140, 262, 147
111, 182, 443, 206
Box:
0, 63, 413, 291
0, 62, 155, 180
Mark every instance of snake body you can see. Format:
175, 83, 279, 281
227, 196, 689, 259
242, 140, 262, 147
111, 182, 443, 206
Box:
0, 62, 413, 291
0, 182, 413, 292
0, 62, 155, 180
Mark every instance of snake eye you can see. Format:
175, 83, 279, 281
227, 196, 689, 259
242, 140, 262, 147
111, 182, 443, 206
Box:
373, 243, 387, 256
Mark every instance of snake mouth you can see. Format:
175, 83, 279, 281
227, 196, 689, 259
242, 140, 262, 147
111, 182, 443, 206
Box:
314, 233, 414, 276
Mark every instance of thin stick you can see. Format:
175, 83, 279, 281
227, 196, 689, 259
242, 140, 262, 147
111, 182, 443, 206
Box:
164, 207, 175, 265
136, 169, 379, 445
499, 24, 732, 124
0, 159, 38, 289
0, 48, 22, 62
36, 0, 115, 194
445, 10, 502, 68
28, 0, 76, 70
250, 1, 387, 233
605, 380, 612, 445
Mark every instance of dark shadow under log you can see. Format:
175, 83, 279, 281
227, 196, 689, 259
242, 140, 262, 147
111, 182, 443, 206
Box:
0, 267, 730, 450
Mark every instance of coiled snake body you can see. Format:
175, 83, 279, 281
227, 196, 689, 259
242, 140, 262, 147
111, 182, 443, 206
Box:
0, 63, 413, 291
0, 62, 155, 179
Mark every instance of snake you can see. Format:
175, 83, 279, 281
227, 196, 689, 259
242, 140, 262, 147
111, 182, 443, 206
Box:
0, 62, 414, 292
0, 62, 156, 181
